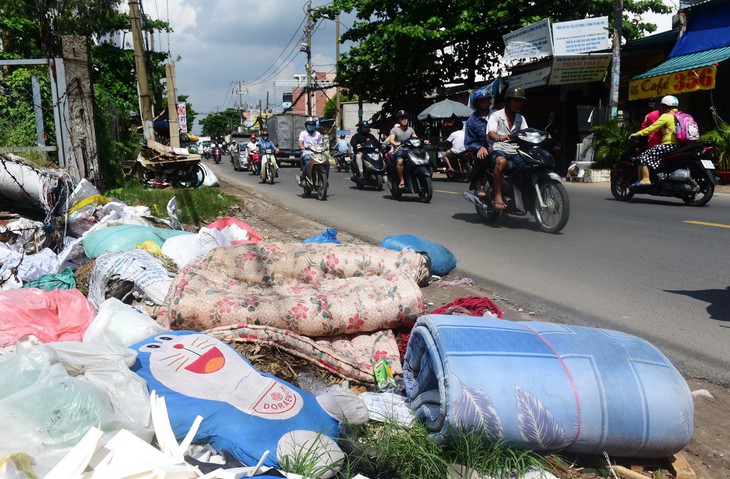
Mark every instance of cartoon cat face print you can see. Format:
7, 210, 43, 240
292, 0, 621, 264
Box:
139, 333, 303, 420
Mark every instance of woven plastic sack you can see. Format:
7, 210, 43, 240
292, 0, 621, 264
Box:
380, 234, 455, 276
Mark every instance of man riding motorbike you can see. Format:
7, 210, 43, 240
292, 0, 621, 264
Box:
465, 87, 494, 197
486, 85, 529, 210
298, 117, 326, 186
387, 110, 422, 190
350, 120, 379, 181
245, 134, 259, 172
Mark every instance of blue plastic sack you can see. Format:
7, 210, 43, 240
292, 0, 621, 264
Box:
303, 227, 341, 244
380, 234, 455, 276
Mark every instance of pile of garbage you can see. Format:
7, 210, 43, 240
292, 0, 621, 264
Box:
0, 158, 695, 479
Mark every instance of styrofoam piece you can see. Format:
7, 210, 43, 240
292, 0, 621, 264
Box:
44, 426, 104, 479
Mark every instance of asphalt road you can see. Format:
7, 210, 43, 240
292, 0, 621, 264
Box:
209, 157, 730, 385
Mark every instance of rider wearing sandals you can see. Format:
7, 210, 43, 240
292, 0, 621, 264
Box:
465, 87, 494, 197
387, 110, 419, 190
486, 85, 528, 210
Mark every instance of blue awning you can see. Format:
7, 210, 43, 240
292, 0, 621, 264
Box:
632, 45, 730, 80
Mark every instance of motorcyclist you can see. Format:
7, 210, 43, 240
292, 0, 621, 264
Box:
335, 134, 349, 155
441, 120, 465, 174
245, 133, 259, 170
486, 85, 529, 209
629, 95, 682, 186
298, 116, 325, 185
465, 87, 494, 197
387, 110, 421, 190
350, 120, 379, 180
257, 130, 279, 181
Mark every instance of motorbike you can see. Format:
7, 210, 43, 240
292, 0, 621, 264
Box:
385, 138, 433, 203
260, 147, 278, 185
249, 151, 261, 176
610, 141, 717, 206
462, 118, 570, 233
301, 144, 329, 200
333, 150, 351, 172
434, 148, 473, 182
351, 140, 385, 191
212, 145, 222, 164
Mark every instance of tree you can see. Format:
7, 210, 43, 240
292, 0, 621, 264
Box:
318, 0, 670, 112
200, 109, 241, 139
324, 91, 355, 119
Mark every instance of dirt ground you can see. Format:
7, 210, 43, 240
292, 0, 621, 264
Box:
215, 180, 730, 479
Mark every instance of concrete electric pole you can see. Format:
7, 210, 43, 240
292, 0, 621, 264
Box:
305, 1, 313, 117
128, 0, 154, 140
335, 13, 342, 130
609, 0, 623, 119
166, 63, 180, 147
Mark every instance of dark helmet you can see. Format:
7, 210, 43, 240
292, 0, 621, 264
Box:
505, 85, 527, 101
339, 134, 345, 139
357, 120, 370, 128
396, 109, 408, 118
261, 130, 270, 140
470, 88, 492, 108
305, 116, 317, 125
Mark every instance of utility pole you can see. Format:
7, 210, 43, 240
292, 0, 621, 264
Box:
609, 0, 623, 119
129, 0, 154, 140
335, 13, 342, 130
305, 1, 313, 117
166, 63, 180, 147
235, 81, 246, 130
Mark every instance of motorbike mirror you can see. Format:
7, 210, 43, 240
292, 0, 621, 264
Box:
545, 112, 556, 131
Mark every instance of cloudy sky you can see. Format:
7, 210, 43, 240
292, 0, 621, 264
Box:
137, 0, 676, 134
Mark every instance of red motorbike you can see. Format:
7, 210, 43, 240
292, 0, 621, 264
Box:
249, 152, 261, 176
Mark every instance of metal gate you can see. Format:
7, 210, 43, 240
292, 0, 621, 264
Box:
0, 58, 69, 167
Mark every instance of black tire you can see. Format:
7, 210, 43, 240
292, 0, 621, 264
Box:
416, 174, 433, 203
314, 166, 328, 200
174, 164, 204, 188
610, 171, 635, 201
268, 163, 275, 184
458, 160, 473, 183
375, 174, 384, 191
475, 184, 500, 222
683, 178, 714, 206
389, 177, 402, 200
214, 156, 221, 164
134, 162, 151, 184
533, 180, 570, 233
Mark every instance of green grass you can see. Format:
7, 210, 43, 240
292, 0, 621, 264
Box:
338, 419, 555, 479
103, 184, 240, 226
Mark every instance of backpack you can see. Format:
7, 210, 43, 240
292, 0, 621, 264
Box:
672, 111, 700, 144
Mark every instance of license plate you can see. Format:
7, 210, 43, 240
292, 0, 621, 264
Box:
701, 159, 715, 170
289, 155, 296, 159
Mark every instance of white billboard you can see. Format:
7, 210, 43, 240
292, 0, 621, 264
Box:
502, 19, 553, 64
552, 17, 609, 55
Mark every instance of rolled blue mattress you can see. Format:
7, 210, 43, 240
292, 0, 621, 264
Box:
403, 315, 693, 457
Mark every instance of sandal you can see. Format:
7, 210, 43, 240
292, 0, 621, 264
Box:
492, 201, 508, 210
398, 183, 406, 190
475, 188, 487, 198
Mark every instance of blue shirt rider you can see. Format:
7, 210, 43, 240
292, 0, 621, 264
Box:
464, 87, 494, 197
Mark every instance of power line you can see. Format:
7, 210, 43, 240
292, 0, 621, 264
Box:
246, 15, 307, 85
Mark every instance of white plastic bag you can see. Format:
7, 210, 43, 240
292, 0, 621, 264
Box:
0, 342, 152, 477
83, 298, 168, 347
0, 246, 59, 282
161, 227, 230, 269
201, 163, 220, 187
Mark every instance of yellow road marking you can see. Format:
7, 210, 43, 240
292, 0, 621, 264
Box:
684, 220, 730, 229
434, 189, 459, 195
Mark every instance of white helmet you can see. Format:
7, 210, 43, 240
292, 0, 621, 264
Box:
660, 95, 679, 107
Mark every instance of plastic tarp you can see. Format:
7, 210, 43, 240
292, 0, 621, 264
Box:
670, 1, 730, 57
380, 234, 455, 276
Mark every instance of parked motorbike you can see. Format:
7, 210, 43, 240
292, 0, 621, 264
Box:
212, 145, 222, 164
260, 147, 278, 185
610, 141, 717, 206
386, 138, 433, 203
462, 118, 570, 233
351, 140, 385, 191
333, 151, 351, 172
301, 144, 329, 200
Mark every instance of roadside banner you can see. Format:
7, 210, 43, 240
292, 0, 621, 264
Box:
508, 66, 552, 89
503, 19, 553, 64
548, 54, 612, 85
552, 17, 609, 55
177, 102, 188, 133
628, 65, 717, 100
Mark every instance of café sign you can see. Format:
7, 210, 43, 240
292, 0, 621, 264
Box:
629, 66, 716, 100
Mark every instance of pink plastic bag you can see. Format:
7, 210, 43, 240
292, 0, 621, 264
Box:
205, 217, 264, 245
0, 288, 97, 346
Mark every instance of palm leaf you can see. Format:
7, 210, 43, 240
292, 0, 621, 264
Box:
451, 375, 502, 439
515, 385, 568, 450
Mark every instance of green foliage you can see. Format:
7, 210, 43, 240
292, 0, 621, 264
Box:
324, 92, 355, 120
104, 185, 239, 226
200, 109, 242, 139
0, 66, 56, 151
318, 0, 670, 110
590, 118, 637, 169
700, 122, 730, 170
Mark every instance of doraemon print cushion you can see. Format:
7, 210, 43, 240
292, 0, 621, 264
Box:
130, 331, 340, 468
